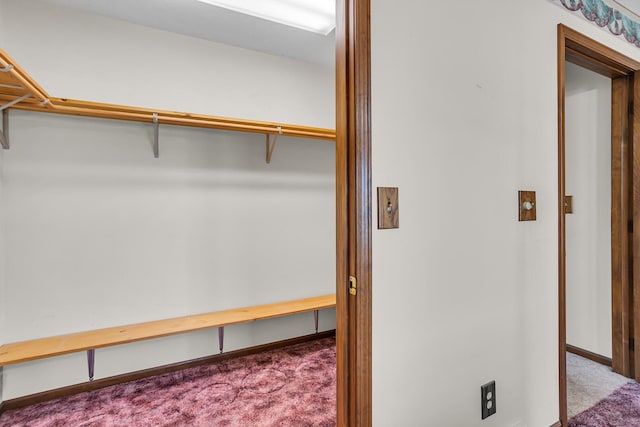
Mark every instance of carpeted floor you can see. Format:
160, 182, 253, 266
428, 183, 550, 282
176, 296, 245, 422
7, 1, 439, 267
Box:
567, 351, 631, 419
565, 351, 640, 426
569, 382, 640, 427
0, 336, 336, 427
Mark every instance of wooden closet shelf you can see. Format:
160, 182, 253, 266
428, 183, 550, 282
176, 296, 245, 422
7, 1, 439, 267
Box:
0, 49, 335, 140
0, 294, 336, 366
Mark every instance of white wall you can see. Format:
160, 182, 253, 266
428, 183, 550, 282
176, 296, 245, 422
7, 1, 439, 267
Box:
0, 0, 335, 399
370, 1, 640, 426
565, 62, 612, 358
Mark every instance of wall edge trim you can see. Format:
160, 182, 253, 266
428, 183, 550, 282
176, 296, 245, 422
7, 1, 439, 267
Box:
554, 0, 640, 50
566, 343, 613, 367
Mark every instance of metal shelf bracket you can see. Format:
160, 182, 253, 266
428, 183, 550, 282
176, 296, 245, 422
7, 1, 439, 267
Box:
0, 110, 8, 149
266, 126, 283, 164
0, 93, 31, 112
87, 349, 95, 381
153, 113, 159, 158
218, 326, 224, 354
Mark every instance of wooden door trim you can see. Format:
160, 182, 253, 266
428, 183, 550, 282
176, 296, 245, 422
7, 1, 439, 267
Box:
631, 70, 640, 382
335, 0, 349, 423
347, 0, 372, 424
557, 24, 640, 427
557, 27, 567, 425
336, 0, 372, 425
611, 75, 632, 378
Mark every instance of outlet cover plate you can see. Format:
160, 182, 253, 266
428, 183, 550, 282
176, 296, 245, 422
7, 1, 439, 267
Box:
481, 380, 496, 419
377, 187, 399, 229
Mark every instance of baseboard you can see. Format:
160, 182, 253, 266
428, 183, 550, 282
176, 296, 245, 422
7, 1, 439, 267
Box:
0, 330, 335, 414
566, 344, 612, 367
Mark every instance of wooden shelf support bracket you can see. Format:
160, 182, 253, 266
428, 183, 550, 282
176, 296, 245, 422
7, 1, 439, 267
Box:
0, 109, 9, 149
152, 113, 159, 158
87, 349, 95, 381
266, 126, 283, 164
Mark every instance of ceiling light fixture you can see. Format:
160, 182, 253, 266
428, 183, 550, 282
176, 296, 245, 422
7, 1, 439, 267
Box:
196, 0, 335, 35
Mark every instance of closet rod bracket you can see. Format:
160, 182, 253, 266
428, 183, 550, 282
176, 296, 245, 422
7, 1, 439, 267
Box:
0, 65, 14, 72
0, 93, 31, 112
265, 126, 283, 164
0, 83, 22, 90
152, 113, 159, 158
0, 109, 9, 149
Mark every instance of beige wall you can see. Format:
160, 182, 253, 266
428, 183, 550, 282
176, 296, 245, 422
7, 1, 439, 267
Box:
370, 1, 640, 426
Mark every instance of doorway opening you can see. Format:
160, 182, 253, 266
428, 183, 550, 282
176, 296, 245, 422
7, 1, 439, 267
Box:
563, 58, 629, 420
558, 24, 640, 426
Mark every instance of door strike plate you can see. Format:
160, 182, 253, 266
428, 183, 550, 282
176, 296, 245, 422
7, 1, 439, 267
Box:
564, 195, 573, 214
349, 276, 357, 296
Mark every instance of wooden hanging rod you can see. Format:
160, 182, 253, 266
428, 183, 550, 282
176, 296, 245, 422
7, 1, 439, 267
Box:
0, 49, 335, 141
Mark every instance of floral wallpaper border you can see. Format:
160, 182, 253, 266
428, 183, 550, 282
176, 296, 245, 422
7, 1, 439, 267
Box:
555, 0, 640, 47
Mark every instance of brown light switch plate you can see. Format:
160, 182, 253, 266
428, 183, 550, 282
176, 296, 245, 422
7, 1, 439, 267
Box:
378, 187, 399, 229
564, 195, 573, 214
519, 191, 536, 221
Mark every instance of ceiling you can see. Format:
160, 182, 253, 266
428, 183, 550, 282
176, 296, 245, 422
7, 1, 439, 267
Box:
38, 0, 335, 67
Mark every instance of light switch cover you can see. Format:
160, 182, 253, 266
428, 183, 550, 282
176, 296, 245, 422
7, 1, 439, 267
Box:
378, 187, 399, 229
518, 191, 536, 221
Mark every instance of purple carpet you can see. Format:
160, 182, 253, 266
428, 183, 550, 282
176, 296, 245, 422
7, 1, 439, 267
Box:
569, 381, 640, 427
0, 337, 336, 427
